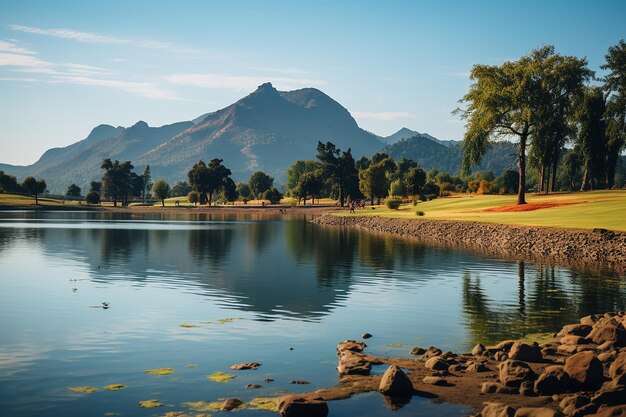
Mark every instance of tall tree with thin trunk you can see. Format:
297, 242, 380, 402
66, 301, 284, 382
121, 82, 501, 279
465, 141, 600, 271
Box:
602, 40, 626, 188
142, 165, 152, 203
316, 141, 358, 207
152, 179, 170, 207
574, 87, 607, 190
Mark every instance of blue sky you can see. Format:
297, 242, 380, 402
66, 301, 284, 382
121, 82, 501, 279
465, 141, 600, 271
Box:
1, 0, 625, 165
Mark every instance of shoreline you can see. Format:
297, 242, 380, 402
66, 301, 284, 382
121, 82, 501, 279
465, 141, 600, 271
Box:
311, 214, 626, 274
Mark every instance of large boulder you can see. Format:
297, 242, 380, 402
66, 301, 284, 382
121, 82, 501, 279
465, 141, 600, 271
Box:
564, 351, 604, 390
220, 398, 243, 411
424, 356, 449, 371
608, 351, 626, 382
534, 365, 573, 395
513, 407, 562, 417
558, 324, 592, 338
588, 405, 626, 417
591, 382, 626, 407
499, 360, 537, 387
559, 393, 590, 415
472, 344, 486, 355
337, 351, 371, 376
587, 318, 626, 347
277, 396, 328, 417
337, 340, 366, 354
476, 402, 516, 417
509, 342, 543, 362
378, 365, 413, 397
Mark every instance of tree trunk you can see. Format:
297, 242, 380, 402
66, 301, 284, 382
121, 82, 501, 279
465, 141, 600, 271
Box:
161, 198, 165, 207
517, 133, 527, 205
303, 197, 307, 206
339, 185, 344, 207
539, 165, 545, 193
208, 192, 213, 206
580, 167, 589, 191
551, 149, 558, 193
35, 192, 38, 205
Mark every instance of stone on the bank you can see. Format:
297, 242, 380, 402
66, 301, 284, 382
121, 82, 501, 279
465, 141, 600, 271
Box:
466, 361, 489, 372
337, 340, 366, 354
277, 396, 328, 417
472, 344, 486, 355
337, 351, 371, 376
221, 398, 243, 411
608, 351, 626, 381
448, 364, 465, 373
560, 335, 590, 345
598, 351, 617, 364
587, 318, 626, 347
558, 344, 579, 355
476, 402, 516, 417
498, 360, 537, 387
494, 340, 516, 351
423, 346, 443, 359
513, 407, 562, 417
559, 393, 590, 413
580, 315, 600, 327
558, 324, 593, 338
422, 376, 448, 386
378, 365, 414, 397
424, 356, 449, 371
519, 381, 535, 396
509, 342, 543, 362
591, 382, 626, 406
564, 351, 604, 390
534, 365, 572, 395
588, 405, 626, 417
410, 346, 426, 355
481, 382, 503, 394
495, 351, 508, 361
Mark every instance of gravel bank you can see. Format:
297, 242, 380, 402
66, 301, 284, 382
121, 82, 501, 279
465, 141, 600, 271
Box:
311, 215, 626, 273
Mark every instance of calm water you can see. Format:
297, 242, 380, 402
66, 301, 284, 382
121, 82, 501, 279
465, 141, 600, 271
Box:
0, 211, 625, 417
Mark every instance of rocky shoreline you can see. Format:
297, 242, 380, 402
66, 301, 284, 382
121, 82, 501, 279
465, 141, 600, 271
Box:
311, 214, 626, 273
276, 312, 626, 417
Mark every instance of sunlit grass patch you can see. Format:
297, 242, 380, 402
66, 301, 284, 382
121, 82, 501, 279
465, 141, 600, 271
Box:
144, 368, 174, 376
207, 371, 236, 382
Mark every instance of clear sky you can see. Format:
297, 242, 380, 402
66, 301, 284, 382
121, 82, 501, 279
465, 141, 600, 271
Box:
1, 0, 625, 165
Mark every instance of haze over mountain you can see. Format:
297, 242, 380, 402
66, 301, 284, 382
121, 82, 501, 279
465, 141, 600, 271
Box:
0, 82, 517, 194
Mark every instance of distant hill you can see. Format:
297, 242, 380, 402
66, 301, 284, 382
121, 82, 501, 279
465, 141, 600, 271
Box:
384, 135, 518, 176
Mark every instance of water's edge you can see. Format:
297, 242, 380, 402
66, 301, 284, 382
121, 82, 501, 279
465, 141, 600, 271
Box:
311, 214, 626, 274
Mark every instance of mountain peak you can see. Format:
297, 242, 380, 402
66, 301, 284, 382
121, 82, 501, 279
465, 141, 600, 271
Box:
255, 82, 277, 94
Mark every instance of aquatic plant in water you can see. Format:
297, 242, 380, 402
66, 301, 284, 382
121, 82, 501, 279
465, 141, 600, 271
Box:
68, 386, 97, 393
207, 371, 236, 382
139, 399, 163, 408
145, 368, 174, 376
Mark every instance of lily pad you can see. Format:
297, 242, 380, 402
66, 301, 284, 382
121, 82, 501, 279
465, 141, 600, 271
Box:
207, 371, 236, 383
139, 399, 163, 408
104, 384, 126, 391
68, 386, 97, 394
182, 401, 222, 412
247, 397, 278, 411
145, 368, 174, 376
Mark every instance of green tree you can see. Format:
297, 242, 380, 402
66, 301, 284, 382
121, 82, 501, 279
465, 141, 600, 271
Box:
602, 40, 626, 188
389, 179, 405, 197
142, 165, 152, 203
355, 156, 370, 171
188, 190, 199, 206
188, 159, 232, 205
222, 178, 238, 204
85, 191, 101, 205
295, 171, 324, 205
248, 171, 274, 200
458, 46, 591, 204
263, 188, 283, 204
495, 170, 520, 194
89, 181, 102, 194
171, 181, 191, 197
316, 141, 358, 206
285, 160, 319, 192
152, 179, 170, 207
66, 183, 81, 197
21, 176, 42, 204
0, 171, 19, 193
404, 167, 426, 197
236, 182, 251, 203
359, 162, 389, 205
101, 159, 135, 207
574, 87, 607, 190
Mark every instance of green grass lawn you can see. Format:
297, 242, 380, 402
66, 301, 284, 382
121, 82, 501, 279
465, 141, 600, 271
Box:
338, 190, 626, 231
0, 193, 84, 207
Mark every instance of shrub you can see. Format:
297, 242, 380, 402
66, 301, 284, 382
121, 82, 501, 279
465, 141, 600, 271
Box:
188, 191, 199, 206
415, 210, 425, 216
440, 191, 452, 197
262, 188, 283, 204
386, 198, 402, 209
412, 200, 418, 206
85, 191, 100, 205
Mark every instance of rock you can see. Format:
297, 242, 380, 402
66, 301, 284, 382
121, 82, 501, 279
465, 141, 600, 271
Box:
277, 396, 329, 417
466, 362, 490, 372
264, 378, 274, 383
608, 351, 626, 381
221, 398, 243, 411
513, 407, 562, 417
422, 376, 448, 386
424, 356, 449, 371
560, 335, 590, 345
558, 344, 579, 355
337, 340, 366, 353
448, 364, 465, 373
481, 382, 504, 394
598, 351, 617, 363
290, 380, 310, 385
581, 315, 601, 327
564, 351, 604, 390
361, 333, 372, 339
519, 381, 535, 396
534, 365, 573, 395
477, 402, 516, 417
598, 341, 615, 351
587, 319, 626, 347
541, 347, 557, 357
378, 365, 414, 397
423, 346, 443, 359
495, 340, 517, 351
410, 346, 426, 355
473, 344, 486, 355
495, 351, 509, 361
591, 383, 626, 406
499, 360, 537, 387
588, 405, 626, 417
559, 393, 590, 412
571, 403, 600, 417
337, 351, 371, 376
229, 362, 261, 370
246, 384, 262, 389
558, 324, 593, 338
509, 342, 543, 362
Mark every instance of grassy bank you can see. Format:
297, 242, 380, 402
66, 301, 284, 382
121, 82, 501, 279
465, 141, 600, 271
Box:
0, 193, 86, 208
338, 190, 626, 231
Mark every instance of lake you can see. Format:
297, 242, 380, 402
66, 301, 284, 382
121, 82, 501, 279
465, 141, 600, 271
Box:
0, 211, 624, 417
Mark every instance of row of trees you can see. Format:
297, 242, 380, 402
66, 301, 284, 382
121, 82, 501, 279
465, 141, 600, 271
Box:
459, 41, 626, 205
0, 171, 47, 204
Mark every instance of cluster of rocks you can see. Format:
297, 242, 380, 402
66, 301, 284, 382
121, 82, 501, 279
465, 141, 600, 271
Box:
274, 312, 626, 417
311, 214, 626, 272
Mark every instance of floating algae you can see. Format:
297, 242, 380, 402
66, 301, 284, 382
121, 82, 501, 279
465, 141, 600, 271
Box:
207, 371, 236, 382
104, 413, 121, 416
247, 397, 278, 411
145, 368, 174, 376
216, 318, 242, 324
139, 399, 163, 408
68, 386, 97, 393
182, 401, 222, 412
384, 343, 409, 348
519, 332, 555, 344
179, 324, 200, 328
104, 384, 126, 391
186, 364, 197, 368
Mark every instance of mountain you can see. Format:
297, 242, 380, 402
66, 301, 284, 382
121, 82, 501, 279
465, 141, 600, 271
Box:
137, 82, 384, 181
383, 127, 459, 147
384, 135, 518, 175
